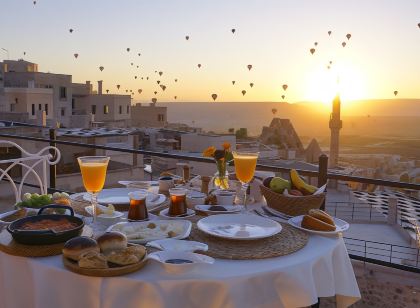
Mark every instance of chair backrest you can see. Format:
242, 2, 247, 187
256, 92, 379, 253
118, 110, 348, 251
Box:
0, 140, 61, 202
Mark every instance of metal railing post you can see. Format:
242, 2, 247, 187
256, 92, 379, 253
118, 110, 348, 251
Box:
49, 128, 57, 189
318, 154, 328, 210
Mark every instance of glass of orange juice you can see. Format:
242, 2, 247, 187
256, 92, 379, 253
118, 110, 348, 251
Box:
77, 156, 110, 224
232, 151, 259, 209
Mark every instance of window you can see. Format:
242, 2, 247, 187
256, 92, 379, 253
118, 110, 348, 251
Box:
119, 105, 122, 114
45, 104, 48, 115
10, 104, 15, 112
31, 104, 35, 115
14, 98, 18, 104
104, 105, 109, 114
91, 105, 96, 115
72, 98, 75, 110
127, 105, 130, 114
61, 108, 65, 117
157, 114, 164, 122
59, 86, 67, 99
38, 104, 42, 111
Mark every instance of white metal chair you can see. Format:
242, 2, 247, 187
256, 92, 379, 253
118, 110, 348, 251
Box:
0, 140, 61, 203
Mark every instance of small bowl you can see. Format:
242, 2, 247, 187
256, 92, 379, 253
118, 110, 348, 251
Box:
84, 206, 124, 226
148, 251, 214, 274
214, 190, 236, 205
187, 191, 206, 209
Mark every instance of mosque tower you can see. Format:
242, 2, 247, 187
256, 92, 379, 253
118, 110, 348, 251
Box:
329, 94, 342, 168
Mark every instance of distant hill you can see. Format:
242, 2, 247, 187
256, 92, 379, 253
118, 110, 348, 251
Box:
159, 99, 420, 138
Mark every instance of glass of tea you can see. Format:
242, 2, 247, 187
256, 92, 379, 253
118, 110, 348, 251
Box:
169, 188, 187, 216
128, 190, 149, 221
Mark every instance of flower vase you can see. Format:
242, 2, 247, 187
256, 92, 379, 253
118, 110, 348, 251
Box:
213, 160, 229, 190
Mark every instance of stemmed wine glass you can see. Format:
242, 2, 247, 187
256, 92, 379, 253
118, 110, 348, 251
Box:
77, 156, 110, 225
232, 151, 259, 210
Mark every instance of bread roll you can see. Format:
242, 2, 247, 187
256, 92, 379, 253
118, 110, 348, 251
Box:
63, 236, 100, 261
301, 215, 336, 231
309, 209, 335, 226
106, 249, 139, 265
78, 251, 108, 269
126, 245, 146, 260
97, 231, 127, 254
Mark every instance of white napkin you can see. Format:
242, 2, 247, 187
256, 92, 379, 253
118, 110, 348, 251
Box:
146, 239, 208, 252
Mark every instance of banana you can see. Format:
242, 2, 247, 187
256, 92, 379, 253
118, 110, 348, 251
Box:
290, 169, 317, 195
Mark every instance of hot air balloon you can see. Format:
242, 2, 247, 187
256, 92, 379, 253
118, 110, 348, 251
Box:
134, 76, 137, 79
271, 108, 277, 115
314, 42, 318, 46
418, 23, 420, 29
154, 91, 157, 95
346, 33, 351, 40
69, 29, 73, 33
232, 81, 235, 85
197, 64, 201, 68
74, 53, 79, 59
250, 83, 254, 88
211, 94, 218, 101
152, 98, 157, 104
241, 90, 246, 96
160, 85, 166, 91
328, 31, 332, 36
99, 66, 104, 71
231, 29, 236, 34
116, 85, 120, 89
141, 77, 144, 80
159, 71, 163, 76
310, 48, 315, 55
185, 35, 189, 40
138, 53, 141, 56
23, 51, 26, 55
247, 64, 252, 71
157, 80, 160, 84
394, 90, 398, 96
327, 65, 331, 70
281, 95, 285, 99
33, 1, 36, 4
106, 89, 109, 94
138, 89, 142, 94
125, 90, 128, 93
282, 84, 288, 91
131, 63, 134, 66
126, 48, 130, 52
154, 70, 157, 73
175, 79, 178, 82
174, 96, 177, 99
136, 65, 139, 68
146, 77, 149, 80
342, 42, 346, 47
329, 60, 333, 65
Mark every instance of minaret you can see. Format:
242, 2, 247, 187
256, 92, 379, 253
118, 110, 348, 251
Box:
329, 94, 342, 168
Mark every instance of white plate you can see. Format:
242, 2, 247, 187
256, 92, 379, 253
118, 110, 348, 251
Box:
82, 188, 166, 206
197, 214, 282, 240
148, 251, 214, 274
84, 205, 124, 219
288, 215, 350, 235
159, 208, 195, 220
146, 239, 208, 252
107, 220, 192, 244
195, 204, 244, 214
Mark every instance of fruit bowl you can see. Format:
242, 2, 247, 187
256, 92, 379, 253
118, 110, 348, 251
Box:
260, 185, 325, 216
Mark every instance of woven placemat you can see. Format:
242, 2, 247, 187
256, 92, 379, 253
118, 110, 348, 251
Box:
0, 227, 93, 258
188, 223, 308, 260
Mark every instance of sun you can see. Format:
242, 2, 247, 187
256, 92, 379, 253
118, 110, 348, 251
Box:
303, 62, 368, 106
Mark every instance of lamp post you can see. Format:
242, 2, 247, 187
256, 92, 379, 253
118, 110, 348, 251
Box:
1, 48, 9, 60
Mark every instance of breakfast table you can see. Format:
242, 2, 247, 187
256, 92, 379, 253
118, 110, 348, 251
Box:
0, 230, 359, 308
0, 179, 361, 308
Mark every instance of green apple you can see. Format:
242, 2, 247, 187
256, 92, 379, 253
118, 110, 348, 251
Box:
269, 177, 291, 193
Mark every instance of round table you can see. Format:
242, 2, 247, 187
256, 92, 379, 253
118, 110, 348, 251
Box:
0, 233, 360, 308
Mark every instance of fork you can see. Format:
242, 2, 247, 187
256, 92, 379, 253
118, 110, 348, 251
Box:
261, 206, 292, 220
253, 209, 286, 223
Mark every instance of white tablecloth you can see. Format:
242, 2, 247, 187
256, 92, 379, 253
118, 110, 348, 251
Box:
0, 234, 360, 308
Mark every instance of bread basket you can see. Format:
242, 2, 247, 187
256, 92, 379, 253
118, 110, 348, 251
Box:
260, 185, 325, 216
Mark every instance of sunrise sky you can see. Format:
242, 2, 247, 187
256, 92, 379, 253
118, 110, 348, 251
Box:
1, 0, 420, 105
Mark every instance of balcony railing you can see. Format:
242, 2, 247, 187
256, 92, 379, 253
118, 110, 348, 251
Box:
0, 127, 419, 273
